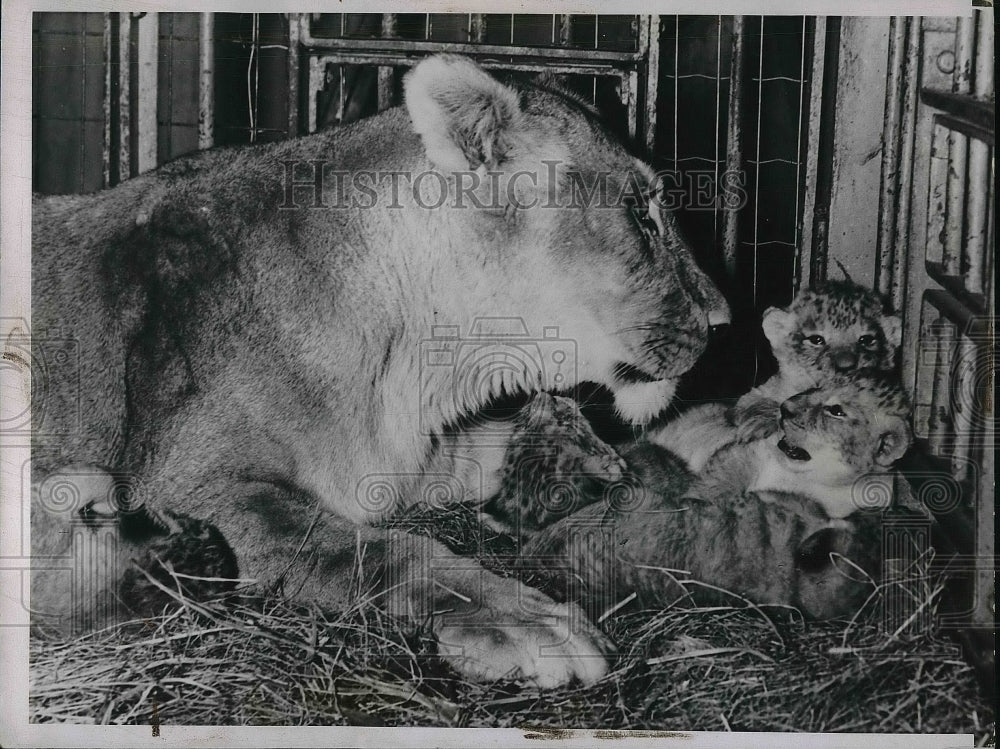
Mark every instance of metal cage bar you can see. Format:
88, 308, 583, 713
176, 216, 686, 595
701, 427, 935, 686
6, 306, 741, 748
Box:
198, 13, 215, 149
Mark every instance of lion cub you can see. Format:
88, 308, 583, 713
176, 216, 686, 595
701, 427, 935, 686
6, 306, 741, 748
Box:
687, 370, 913, 519
649, 280, 902, 471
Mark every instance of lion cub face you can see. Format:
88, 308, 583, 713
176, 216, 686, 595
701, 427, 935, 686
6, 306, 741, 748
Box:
775, 370, 912, 486
763, 280, 902, 383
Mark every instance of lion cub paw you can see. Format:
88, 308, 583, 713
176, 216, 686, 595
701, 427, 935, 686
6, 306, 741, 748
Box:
435, 578, 614, 688
731, 400, 782, 443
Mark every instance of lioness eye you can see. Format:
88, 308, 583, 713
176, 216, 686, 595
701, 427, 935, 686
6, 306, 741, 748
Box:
858, 334, 878, 348
824, 404, 846, 418
805, 334, 826, 346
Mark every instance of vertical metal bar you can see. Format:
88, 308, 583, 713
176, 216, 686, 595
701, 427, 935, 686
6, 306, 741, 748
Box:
377, 14, 397, 112
950, 333, 976, 481
889, 17, 920, 313
307, 56, 319, 134
592, 16, 599, 105
469, 13, 486, 43
973, 8, 994, 95
80, 15, 88, 191
253, 14, 261, 142
751, 16, 764, 308
721, 16, 746, 278
673, 15, 680, 172
927, 317, 955, 455
964, 9, 994, 295
976, 214, 996, 630
713, 16, 723, 247
118, 13, 132, 182
198, 13, 214, 149
103, 13, 112, 187
557, 14, 572, 46
875, 17, 907, 298
808, 17, 841, 287
165, 14, 174, 161
791, 16, 808, 294
136, 12, 158, 173
626, 71, 638, 144
984, 156, 996, 304
943, 16, 975, 275
799, 16, 827, 291
926, 122, 950, 268
338, 14, 346, 124
643, 16, 660, 157
288, 14, 300, 137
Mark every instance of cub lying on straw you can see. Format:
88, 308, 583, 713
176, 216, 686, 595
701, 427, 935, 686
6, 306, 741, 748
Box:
516, 374, 912, 618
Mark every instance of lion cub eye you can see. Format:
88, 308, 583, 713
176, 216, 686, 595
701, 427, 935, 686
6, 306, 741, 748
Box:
824, 404, 846, 418
858, 334, 878, 349
805, 334, 826, 346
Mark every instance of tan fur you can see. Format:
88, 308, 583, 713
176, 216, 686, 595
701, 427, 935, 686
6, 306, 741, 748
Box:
522, 441, 884, 620
28, 55, 728, 686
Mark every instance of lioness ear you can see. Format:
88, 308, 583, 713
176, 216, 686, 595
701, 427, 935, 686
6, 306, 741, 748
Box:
404, 54, 522, 172
761, 307, 795, 346
875, 416, 912, 466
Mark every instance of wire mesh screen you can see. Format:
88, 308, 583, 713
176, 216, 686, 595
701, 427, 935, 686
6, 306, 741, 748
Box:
32, 13, 109, 194
657, 16, 812, 312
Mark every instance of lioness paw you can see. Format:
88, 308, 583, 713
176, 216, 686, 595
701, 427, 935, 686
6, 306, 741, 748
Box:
436, 579, 613, 688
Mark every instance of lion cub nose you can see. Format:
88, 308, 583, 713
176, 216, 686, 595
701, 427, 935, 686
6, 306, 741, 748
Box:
831, 349, 858, 371
779, 401, 797, 420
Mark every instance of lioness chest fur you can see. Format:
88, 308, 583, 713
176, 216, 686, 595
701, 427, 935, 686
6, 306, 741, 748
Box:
28, 55, 727, 687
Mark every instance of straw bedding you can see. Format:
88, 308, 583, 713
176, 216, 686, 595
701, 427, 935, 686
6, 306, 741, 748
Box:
29, 502, 994, 739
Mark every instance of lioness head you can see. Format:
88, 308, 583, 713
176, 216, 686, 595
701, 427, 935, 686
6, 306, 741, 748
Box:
404, 55, 729, 426
776, 370, 912, 486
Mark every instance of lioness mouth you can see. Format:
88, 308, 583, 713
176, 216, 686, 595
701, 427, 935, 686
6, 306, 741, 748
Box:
613, 361, 658, 384
777, 437, 811, 461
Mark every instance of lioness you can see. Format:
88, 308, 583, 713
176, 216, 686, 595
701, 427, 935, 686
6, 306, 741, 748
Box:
27, 55, 727, 687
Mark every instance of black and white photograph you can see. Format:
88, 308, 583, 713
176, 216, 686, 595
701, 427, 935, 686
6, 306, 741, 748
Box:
0, 3, 995, 746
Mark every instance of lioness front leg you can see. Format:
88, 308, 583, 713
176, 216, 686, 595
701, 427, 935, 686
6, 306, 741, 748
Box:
159, 476, 613, 687
379, 529, 614, 686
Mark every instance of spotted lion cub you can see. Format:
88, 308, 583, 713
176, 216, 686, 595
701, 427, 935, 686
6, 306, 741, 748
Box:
692, 369, 913, 519
521, 370, 912, 619
649, 280, 902, 471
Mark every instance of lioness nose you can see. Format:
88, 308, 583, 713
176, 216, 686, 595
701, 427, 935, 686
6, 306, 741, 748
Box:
780, 401, 797, 420
831, 350, 857, 371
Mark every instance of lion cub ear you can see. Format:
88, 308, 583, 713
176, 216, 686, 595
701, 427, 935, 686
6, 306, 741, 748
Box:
880, 314, 903, 351
875, 416, 912, 467
404, 54, 523, 172
761, 307, 796, 347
